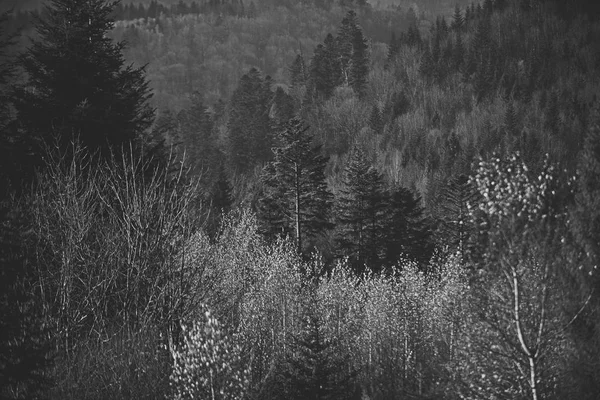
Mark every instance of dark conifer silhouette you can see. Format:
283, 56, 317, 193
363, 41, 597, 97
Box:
13, 0, 154, 161
257, 117, 333, 254
335, 147, 388, 273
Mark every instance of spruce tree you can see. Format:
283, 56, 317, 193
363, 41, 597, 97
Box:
451, 5, 463, 32
276, 285, 359, 400
309, 34, 342, 100
178, 91, 216, 178
335, 147, 388, 273
13, 0, 154, 161
336, 10, 369, 97
384, 185, 432, 266
257, 117, 333, 254
289, 54, 307, 88
434, 174, 478, 257
227, 68, 274, 173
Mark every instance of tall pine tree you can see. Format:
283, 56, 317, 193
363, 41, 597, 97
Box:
227, 68, 274, 173
13, 0, 154, 161
257, 117, 333, 254
335, 147, 388, 273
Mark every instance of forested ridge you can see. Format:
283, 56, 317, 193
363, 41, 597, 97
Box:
2, 0, 600, 399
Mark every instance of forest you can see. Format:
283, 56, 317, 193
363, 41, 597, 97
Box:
2, 0, 600, 399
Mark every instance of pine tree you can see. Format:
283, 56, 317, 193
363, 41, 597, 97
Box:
384, 185, 432, 266
178, 91, 216, 178
453, 32, 465, 71
276, 285, 359, 400
335, 147, 388, 273
227, 67, 274, 173
309, 35, 342, 100
13, 0, 154, 161
289, 54, 308, 88
434, 174, 478, 257
336, 10, 369, 97
257, 117, 333, 254
451, 5, 463, 32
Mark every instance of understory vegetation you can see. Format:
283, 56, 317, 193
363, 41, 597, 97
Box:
2, 0, 600, 399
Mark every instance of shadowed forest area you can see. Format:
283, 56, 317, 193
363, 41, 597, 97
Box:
2, 0, 600, 399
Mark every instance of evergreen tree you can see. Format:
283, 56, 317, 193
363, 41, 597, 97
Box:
336, 10, 369, 97
271, 86, 295, 130
451, 5, 463, 32
453, 32, 465, 71
179, 91, 216, 178
289, 54, 307, 88
227, 68, 274, 173
309, 34, 342, 100
434, 174, 478, 256
335, 147, 388, 273
275, 285, 359, 400
257, 117, 333, 254
384, 185, 432, 266
13, 0, 154, 161
349, 21, 369, 97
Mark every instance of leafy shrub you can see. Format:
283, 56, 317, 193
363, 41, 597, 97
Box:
169, 305, 250, 400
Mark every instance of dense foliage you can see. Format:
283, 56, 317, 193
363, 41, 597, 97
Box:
2, 0, 600, 399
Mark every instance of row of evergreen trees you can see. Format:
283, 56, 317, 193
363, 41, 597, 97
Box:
257, 117, 431, 273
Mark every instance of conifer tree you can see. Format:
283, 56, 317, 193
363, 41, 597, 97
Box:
336, 10, 369, 97
179, 91, 216, 178
289, 54, 307, 88
275, 284, 359, 400
453, 32, 465, 71
13, 0, 154, 161
227, 68, 274, 173
434, 174, 478, 256
384, 185, 432, 266
257, 117, 333, 254
309, 35, 342, 100
451, 5, 463, 32
335, 147, 388, 273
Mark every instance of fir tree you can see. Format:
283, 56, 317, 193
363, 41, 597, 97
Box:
384, 185, 432, 266
451, 4, 463, 32
309, 35, 342, 100
275, 285, 359, 400
289, 53, 308, 88
257, 117, 333, 254
336, 10, 369, 97
335, 147, 388, 273
13, 0, 154, 161
227, 67, 274, 173
178, 91, 216, 178
434, 174, 478, 257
